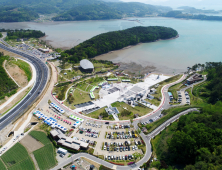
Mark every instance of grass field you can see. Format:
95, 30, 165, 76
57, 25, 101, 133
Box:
87, 107, 108, 119
186, 88, 205, 106
73, 89, 91, 105
9, 59, 32, 81
111, 102, 153, 120
1, 143, 34, 169
8, 157, 35, 170
145, 98, 161, 106
29, 131, 51, 145
29, 131, 57, 170
0, 159, 7, 170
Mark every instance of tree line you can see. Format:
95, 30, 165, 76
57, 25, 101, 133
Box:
61, 26, 178, 63
3, 29, 45, 40
0, 53, 18, 100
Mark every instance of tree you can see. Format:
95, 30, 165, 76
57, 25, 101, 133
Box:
133, 152, 142, 161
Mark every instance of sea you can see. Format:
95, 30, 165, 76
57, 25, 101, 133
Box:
1, 17, 222, 73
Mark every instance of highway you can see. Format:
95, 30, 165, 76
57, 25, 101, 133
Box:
0, 43, 48, 131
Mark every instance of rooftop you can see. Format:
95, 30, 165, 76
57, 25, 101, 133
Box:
80, 59, 94, 70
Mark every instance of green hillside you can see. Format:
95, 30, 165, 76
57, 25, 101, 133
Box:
150, 63, 222, 169
0, 6, 39, 22
63, 26, 178, 63
0, 53, 18, 100
0, 0, 172, 22
52, 3, 122, 21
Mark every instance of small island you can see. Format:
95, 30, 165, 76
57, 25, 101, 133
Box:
64, 26, 178, 63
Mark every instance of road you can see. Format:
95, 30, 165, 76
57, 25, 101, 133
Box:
0, 42, 48, 131
52, 108, 198, 170
49, 73, 187, 125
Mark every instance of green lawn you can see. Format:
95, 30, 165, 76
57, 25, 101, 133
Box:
186, 88, 205, 106
152, 74, 183, 99
73, 89, 91, 105
1, 143, 34, 169
29, 131, 57, 170
8, 157, 35, 170
85, 77, 104, 86
0, 159, 7, 170
76, 83, 88, 91
87, 107, 112, 120
111, 102, 153, 120
145, 98, 161, 107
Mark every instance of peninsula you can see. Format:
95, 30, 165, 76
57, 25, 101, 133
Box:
64, 26, 178, 63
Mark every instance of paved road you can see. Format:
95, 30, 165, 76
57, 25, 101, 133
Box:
0, 43, 48, 131
179, 75, 207, 105
52, 108, 198, 170
49, 73, 187, 125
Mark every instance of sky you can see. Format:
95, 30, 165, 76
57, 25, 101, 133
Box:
121, 0, 222, 10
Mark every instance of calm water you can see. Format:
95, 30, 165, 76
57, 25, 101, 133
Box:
1, 17, 222, 72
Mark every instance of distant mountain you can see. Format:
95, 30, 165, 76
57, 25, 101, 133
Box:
0, 6, 39, 22
160, 10, 222, 21
0, 0, 173, 22
53, 2, 173, 21
178, 6, 219, 14
52, 3, 122, 21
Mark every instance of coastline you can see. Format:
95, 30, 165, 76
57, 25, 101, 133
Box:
95, 34, 179, 57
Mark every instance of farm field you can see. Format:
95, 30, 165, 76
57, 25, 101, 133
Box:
29, 131, 51, 145
29, 131, 57, 170
33, 144, 56, 170
8, 157, 35, 170
1, 143, 35, 169
0, 159, 7, 170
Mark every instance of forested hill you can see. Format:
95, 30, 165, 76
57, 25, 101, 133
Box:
0, 0, 172, 22
63, 26, 178, 63
160, 11, 222, 21
52, 3, 122, 21
0, 6, 39, 22
52, 2, 172, 21
0, 53, 18, 100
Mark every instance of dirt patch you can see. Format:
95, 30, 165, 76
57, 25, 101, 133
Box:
5, 60, 28, 87
0, 48, 21, 58
82, 157, 101, 169
20, 134, 44, 153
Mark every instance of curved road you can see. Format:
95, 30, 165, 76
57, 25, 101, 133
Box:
52, 108, 198, 170
49, 71, 187, 124
0, 43, 48, 131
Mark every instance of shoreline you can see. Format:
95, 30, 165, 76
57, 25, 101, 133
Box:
95, 34, 179, 56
